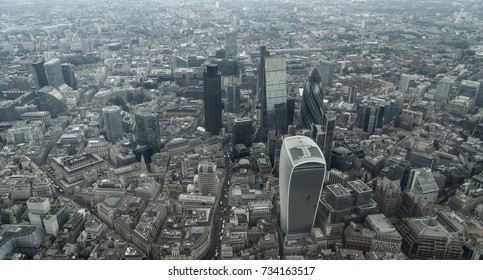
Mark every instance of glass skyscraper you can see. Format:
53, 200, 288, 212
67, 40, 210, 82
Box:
134, 111, 160, 150
262, 57, 287, 138
279, 136, 326, 234
103, 106, 123, 143
301, 67, 324, 129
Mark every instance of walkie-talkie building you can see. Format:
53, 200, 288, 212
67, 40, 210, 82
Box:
279, 136, 326, 235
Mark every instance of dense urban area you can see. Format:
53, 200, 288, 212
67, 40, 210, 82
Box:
1, 0, 483, 260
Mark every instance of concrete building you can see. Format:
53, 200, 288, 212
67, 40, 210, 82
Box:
365, 214, 402, 253
197, 162, 218, 196
279, 136, 326, 234
398, 217, 463, 259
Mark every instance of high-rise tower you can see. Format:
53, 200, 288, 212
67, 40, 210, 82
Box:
32, 61, 49, 89
261, 57, 287, 139
279, 136, 326, 234
44, 58, 65, 88
319, 60, 334, 87
301, 67, 324, 129
134, 111, 160, 150
203, 65, 222, 135
103, 106, 123, 143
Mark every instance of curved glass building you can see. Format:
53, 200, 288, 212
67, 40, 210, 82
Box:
37, 86, 67, 116
0, 225, 45, 260
279, 136, 326, 234
301, 67, 325, 129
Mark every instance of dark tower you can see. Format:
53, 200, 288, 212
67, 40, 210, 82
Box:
203, 65, 222, 135
32, 61, 49, 89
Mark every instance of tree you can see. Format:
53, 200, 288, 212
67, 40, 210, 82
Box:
108, 96, 128, 112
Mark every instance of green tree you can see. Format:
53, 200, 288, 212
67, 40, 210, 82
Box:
108, 96, 128, 111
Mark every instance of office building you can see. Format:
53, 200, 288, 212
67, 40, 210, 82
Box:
398, 217, 463, 259
435, 78, 453, 104
224, 31, 238, 58
61, 63, 76, 89
319, 60, 334, 87
362, 155, 386, 178
279, 136, 326, 234
365, 214, 402, 254
232, 118, 253, 148
203, 65, 222, 135
330, 146, 354, 171
317, 181, 378, 237
401, 168, 439, 217
134, 111, 160, 150
459, 80, 480, 100
44, 58, 65, 88
37, 86, 67, 116
226, 84, 240, 114
103, 106, 123, 143
372, 178, 402, 217
311, 113, 335, 169
259, 49, 287, 140
301, 67, 325, 129
198, 162, 218, 196
347, 86, 357, 104
398, 74, 411, 93
32, 61, 49, 89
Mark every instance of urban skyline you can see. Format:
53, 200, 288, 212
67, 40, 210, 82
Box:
1, 0, 483, 261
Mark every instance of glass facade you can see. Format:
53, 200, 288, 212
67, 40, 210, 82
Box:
301, 67, 324, 129
263, 57, 287, 136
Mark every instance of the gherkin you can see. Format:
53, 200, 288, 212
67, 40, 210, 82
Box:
301, 67, 325, 129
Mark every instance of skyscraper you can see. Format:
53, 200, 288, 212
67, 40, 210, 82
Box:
226, 84, 240, 114
134, 111, 160, 150
347, 86, 357, 104
103, 106, 123, 143
203, 65, 222, 135
435, 78, 453, 104
279, 136, 326, 234
398, 74, 411, 93
232, 118, 253, 148
224, 31, 238, 58
301, 67, 324, 129
261, 57, 287, 138
44, 58, 65, 88
319, 60, 334, 87
459, 80, 481, 105
61, 63, 76, 89
311, 113, 335, 169
32, 61, 49, 89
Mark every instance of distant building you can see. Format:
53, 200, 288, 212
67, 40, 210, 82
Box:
44, 58, 65, 88
37, 86, 67, 116
319, 60, 334, 87
279, 136, 326, 234
61, 63, 76, 89
435, 77, 453, 104
32, 61, 49, 89
226, 84, 240, 114
398, 74, 411, 93
103, 106, 123, 143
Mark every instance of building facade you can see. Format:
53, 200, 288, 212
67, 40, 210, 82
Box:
279, 136, 326, 234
